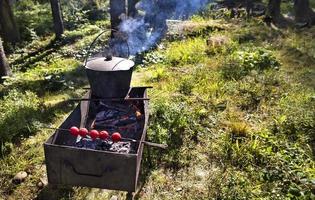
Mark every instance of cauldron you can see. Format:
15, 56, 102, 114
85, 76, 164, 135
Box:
85, 54, 134, 98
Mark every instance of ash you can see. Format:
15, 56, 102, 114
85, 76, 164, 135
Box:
76, 138, 134, 154
110, 142, 132, 154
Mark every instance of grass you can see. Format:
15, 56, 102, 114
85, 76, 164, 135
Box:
164, 37, 207, 66
135, 16, 315, 199
0, 2, 315, 200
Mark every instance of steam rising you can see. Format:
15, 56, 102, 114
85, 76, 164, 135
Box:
111, 0, 211, 56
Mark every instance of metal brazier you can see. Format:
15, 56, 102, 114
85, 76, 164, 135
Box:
44, 87, 148, 192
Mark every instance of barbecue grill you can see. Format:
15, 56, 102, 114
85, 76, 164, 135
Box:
44, 87, 149, 193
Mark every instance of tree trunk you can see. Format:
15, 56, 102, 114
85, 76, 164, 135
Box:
266, 0, 281, 21
245, 0, 254, 18
0, 0, 20, 43
128, 0, 139, 17
110, 0, 127, 37
0, 37, 12, 79
50, 0, 64, 39
294, 0, 315, 25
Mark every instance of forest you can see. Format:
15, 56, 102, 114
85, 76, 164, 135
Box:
0, 0, 314, 199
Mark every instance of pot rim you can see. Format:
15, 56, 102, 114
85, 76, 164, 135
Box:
85, 57, 135, 72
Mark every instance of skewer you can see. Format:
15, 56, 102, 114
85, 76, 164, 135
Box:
45, 127, 69, 131
82, 86, 153, 90
68, 97, 150, 102
43, 127, 167, 149
121, 138, 168, 149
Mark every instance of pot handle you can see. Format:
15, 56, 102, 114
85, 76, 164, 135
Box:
84, 29, 130, 66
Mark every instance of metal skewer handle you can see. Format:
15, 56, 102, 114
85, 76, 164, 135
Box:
69, 97, 150, 102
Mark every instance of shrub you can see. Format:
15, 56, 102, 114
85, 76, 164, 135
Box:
221, 48, 281, 80
0, 90, 41, 146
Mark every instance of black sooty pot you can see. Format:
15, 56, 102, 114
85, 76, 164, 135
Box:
85, 55, 135, 98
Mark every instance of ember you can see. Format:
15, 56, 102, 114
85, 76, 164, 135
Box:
64, 99, 145, 153
92, 101, 143, 138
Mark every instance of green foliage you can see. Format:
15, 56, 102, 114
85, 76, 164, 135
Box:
179, 77, 194, 95
143, 33, 313, 198
142, 51, 165, 67
285, 30, 315, 59
199, 3, 232, 19
61, 0, 108, 29
63, 9, 89, 30
14, 1, 52, 41
148, 100, 192, 168
0, 90, 41, 146
149, 66, 169, 82
13, 0, 108, 42
3, 58, 82, 95
206, 36, 236, 55
61, 24, 104, 58
216, 125, 314, 198
221, 48, 281, 80
228, 121, 250, 139
164, 38, 207, 66
149, 100, 189, 146
233, 31, 256, 44
272, 89, 315, 140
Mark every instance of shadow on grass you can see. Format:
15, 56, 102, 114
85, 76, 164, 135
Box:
11, 35, 85, 72
0, 100, 77, 199
0, 65, 88, 98
281, 46, 315, 88
35, 185, 74, 200
0, 94, 77, 157
166, 23, 225, 42
132, 146, 167, 199
133, 126, 187, 199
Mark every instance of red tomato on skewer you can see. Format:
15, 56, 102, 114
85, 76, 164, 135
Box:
89, 130, 99, 140
79, 128, 88, 137
99, 130, 109, 140
69, 126, 79, 136
111, 132, 122, 143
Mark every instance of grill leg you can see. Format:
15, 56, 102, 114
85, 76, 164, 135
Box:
126, 192, 134, 200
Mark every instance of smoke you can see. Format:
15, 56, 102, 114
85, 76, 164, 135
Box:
111, 0, 211, 56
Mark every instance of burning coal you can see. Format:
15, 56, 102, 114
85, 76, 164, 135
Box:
111, 0, 212, 56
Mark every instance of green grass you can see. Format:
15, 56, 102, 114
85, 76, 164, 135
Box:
0, 3, 315, 200
164, 38, 207, 66
135, 16, 315, 200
